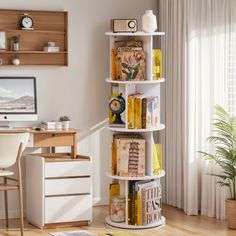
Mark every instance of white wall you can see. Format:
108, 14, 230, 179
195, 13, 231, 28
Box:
0, 0, 158, 218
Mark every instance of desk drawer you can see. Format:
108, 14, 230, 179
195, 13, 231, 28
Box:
34, 133, 73, 147
45, 177, 91, 196
45, 161, 92, 178
45, 195, 92, 224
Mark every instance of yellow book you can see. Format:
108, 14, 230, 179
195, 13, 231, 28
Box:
134, 95, 143, 129
109, 183, 120, 214
111, 49, 116, 80
128, 95, 135, 129
152, 144, 162, 175
152, 49, 162, 80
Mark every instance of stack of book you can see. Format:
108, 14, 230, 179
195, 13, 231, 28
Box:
41, 121, 57, 130
111, 133, 145, 177
128, 93, 158, 129
111, 40, 146, 81
128, 180, 162, 226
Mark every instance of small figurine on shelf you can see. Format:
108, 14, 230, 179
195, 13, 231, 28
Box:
12, 35, 20, 51
12, 54, 20, 66
59, 115, 70, 130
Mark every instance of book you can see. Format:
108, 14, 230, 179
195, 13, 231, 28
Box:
152, 49, 162, 80
128, 95, 135, 129
41, 121, 57, 130
116, 50, 146, 81
152, 144, 162, 175
141, 183, 162, 225
109, 183, 120, 215
112, 41, 143, 81
128, 181, 137, 225
112, 133, 142, 175
134, 94, 145, 129
146, 97, 154, 128
116, 138, 145, 177
142, 97, 147, 129
152, 96, 158, 127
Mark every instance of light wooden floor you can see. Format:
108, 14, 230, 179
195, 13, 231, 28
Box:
0, 205, 234, 236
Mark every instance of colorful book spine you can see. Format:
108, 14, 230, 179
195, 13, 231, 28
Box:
142, 98, 147, 129
152, 97, 158, 127
128, 95, 135, 129
152, 144, 162, 175
152, 49, 162, 80
134, 97, 142, 129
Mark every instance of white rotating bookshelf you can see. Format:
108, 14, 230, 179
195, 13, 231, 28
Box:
105, 31, 165, 229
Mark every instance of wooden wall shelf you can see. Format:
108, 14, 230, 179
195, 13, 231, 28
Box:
0, 9, 68, 66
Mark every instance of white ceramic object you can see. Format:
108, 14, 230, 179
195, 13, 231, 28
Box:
56, 121, 62, 130
142, 10, 157, 33
62, 121, 70, 130
12, 58, 20, 66
13, 43, 19, 51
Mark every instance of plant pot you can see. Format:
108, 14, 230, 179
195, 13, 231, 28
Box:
13, 43, 19, 51
62, 121, 70, 130
56, 121, 62, 130
226, 199, 236, 229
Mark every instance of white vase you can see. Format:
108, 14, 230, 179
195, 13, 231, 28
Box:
13, 43, 19, 51
62, 121, 70, 130
12, 58, 20, 66
142, 10, 157, 33
56, 121, 62, 130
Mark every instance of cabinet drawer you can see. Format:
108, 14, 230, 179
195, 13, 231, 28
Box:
45, 195, 92, 224
45, 177, 91, 196
34, 133, 73, 147
45, 161, 92, 178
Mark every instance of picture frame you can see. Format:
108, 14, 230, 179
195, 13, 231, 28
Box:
0, 31, 6, 50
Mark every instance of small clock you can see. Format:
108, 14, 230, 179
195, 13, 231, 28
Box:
20, 13, 33, 29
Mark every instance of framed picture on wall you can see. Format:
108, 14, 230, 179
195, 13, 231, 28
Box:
0, 31, 6, 50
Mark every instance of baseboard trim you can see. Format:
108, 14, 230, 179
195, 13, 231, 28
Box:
0, 210, 24, 220
93, 197, 109, 206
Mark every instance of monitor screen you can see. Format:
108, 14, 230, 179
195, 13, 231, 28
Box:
0, 77, 37, 121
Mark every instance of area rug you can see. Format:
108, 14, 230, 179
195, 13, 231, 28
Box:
50, 231, 133, 236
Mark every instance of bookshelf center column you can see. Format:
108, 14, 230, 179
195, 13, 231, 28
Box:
105, 31, 165, 229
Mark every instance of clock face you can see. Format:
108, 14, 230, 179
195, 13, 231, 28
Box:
21, 16, 33, 28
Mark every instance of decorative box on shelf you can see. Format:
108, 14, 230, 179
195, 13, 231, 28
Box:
105, 31, 166, 230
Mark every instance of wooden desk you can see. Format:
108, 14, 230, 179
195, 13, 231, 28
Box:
30, 129, 78, 159
0, 129, 78, 159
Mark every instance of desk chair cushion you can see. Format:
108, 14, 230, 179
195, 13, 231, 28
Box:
0, 170, 14, 176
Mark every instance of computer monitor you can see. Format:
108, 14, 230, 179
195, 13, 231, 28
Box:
0, 77, 37, 122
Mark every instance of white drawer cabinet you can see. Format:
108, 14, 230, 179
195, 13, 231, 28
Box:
26, 155, 92, 229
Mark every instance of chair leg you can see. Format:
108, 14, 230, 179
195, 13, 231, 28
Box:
3, 177, 9, 228
18, 182, 24, 236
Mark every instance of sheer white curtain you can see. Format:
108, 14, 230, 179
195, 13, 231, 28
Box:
159, 0, 233, 219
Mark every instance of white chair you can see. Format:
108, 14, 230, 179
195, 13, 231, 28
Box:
0, 132, 29, 236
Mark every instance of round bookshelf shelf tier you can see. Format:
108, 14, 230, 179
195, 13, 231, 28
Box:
108, 124, 165, 132
105, 216, 166, 229
106, 170, 165, 180
105, 78, 165, 84
105, 31, 165, 36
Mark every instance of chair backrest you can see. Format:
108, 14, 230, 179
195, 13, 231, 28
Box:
0, 132, 29, 169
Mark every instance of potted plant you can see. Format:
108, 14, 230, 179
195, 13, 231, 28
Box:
199, 105, 236, 229
59, 115, 70, 130
12, 35, 20, 51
